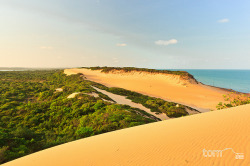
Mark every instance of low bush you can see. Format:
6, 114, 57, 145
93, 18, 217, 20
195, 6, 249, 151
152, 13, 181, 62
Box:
217, 92, 250, 110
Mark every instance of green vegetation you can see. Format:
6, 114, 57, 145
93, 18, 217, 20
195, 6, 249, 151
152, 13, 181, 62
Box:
0, 70, 155, 164
88, 81, 198, 118
216, 92, 250, 110
83, 66, 197, 81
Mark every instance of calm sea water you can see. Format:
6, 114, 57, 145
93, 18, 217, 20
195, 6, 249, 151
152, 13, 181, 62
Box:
166, 69, 250, 93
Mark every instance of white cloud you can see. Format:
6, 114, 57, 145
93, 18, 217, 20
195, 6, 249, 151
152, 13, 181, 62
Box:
217, 18, 229, 23
116, 43, 127, 47
40, 46, 53, 50
155, 39, 178, 46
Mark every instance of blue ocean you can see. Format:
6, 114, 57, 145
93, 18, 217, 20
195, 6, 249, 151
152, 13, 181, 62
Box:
166, 69, 250, 93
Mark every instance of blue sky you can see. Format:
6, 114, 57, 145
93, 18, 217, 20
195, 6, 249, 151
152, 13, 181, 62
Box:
0, 0, 250, 69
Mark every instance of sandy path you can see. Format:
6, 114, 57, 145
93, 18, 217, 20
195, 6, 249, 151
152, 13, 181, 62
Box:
4, 104, 249, 166
92, 86, 169, 120
64, 68, 231, 111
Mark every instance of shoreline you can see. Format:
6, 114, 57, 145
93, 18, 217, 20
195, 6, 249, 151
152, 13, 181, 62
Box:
199, 81, 250, 95
167, 69, 250, 94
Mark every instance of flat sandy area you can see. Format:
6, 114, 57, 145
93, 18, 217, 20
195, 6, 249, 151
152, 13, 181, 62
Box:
92, 86, 169, 120
64, 68, 232, 111
4, 104, 249, 166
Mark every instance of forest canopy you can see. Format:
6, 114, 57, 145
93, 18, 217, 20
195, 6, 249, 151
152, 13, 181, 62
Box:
0, 70, 155, 164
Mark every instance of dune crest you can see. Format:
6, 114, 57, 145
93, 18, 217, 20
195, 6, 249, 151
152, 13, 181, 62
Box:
99, 69, 198, 85
3, 104, 250, 166
65, 68, 197, 86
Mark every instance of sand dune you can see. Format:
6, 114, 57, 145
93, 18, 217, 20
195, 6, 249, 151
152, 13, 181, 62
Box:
3, 104, 249, 166
64, 68, 232, 111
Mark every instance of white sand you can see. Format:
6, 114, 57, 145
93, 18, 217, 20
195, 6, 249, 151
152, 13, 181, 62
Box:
55, 88, 63, 92
67, 92, 81, 99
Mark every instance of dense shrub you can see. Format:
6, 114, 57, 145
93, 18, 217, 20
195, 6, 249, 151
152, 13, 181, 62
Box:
0, 70, 155, 164
76, 127, 94, 137
0, 146, 8, 163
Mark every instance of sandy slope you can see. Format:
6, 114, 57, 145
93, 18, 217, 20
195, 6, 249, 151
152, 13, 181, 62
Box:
64, 68, 232, 111
4, 104, 250, 166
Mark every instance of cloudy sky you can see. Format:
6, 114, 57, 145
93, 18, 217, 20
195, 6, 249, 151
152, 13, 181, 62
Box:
0, 0, 250, 69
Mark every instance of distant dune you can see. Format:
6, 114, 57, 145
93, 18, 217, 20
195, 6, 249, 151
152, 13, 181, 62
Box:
64, 68, 233, 111
3, 104, 249, 166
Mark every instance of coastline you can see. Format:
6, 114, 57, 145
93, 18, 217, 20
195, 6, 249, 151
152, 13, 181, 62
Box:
199, 81, 249, 95
174, 69, 250, 93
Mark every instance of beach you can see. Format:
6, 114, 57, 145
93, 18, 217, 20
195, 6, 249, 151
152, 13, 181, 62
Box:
4, 103, 249, 166
64, 68, 233, 111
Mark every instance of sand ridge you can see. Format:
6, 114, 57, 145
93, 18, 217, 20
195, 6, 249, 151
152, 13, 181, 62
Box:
3, 104, 250, 166
64, 68, 232, 111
